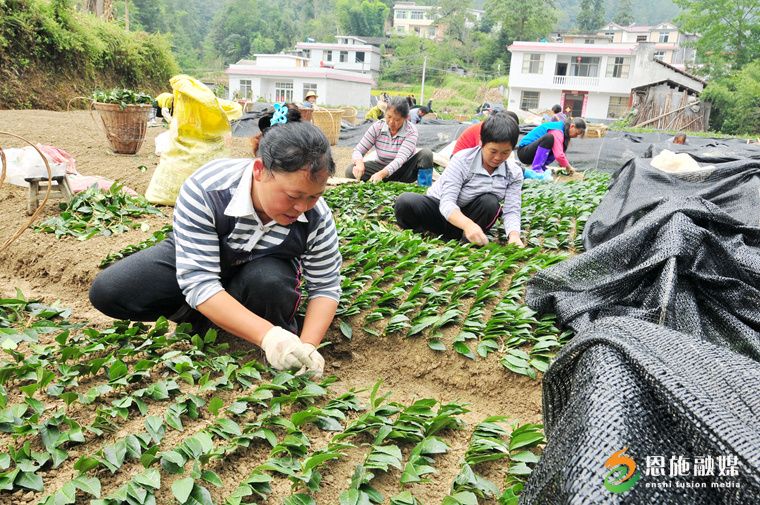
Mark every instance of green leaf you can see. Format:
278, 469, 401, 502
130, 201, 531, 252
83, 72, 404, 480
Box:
284, 494, 316, 505
172, 477, 195, 503
16, 471, 44, 491
145, 415, 165, 444
453, 341, 476, 360
427, 339, 446, 351
339, 320, 353, 340
73, 475, 101, 497
509, 431, 544, 451
108, 360, 128, 383
208, 397, 224, 417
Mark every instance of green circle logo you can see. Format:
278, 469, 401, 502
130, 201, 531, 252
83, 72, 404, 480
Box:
604, 447, 641, 494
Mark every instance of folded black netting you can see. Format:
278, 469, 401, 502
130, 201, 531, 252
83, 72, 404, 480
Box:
521, 196, 760, 503
582, 156, 760, 250
519, 317, 760, 504
530, 197, 760, 360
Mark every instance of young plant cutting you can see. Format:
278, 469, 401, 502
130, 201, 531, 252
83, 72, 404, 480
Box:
0, 168, 610, 503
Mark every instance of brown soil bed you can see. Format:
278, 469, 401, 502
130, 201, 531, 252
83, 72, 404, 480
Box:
0, 110, 542, 504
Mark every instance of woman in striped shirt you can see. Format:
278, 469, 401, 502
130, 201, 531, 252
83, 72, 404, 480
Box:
346, 96, 434, 183
395, 114, 524, 247
90, 120, 341, 376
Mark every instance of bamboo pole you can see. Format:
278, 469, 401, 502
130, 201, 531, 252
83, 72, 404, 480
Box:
634, 101, 698, 128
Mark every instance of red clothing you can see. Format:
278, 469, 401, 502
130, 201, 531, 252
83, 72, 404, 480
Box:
452, 122, 483, 155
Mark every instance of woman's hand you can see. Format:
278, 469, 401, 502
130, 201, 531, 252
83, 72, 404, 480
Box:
464, 223, 489, 246
369, 169, 389, 183
352, 160, 365, 180
507, 231, 525, 248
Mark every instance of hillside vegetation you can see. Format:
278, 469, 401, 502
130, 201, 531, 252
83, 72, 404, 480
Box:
0, 0, 178, 109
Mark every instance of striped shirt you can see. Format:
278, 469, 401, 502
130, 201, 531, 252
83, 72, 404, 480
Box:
427, 146, 523, 234
173, 158, 342, 309
352, 120, 418, 176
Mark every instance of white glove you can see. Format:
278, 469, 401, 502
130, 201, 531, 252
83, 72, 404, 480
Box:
297, 344, 325, 378
260, 326, 314, 371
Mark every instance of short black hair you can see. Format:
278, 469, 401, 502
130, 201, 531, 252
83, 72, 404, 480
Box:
258, 122, 335, 180
387, 96, 409, 118
496, 110, 519, 125
417, 106, 429, 114
552, 104, 562, 114
481, 113, 519, 147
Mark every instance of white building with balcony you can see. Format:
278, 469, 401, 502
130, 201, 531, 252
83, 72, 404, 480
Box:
506, 41, 705, 120
295, 36, 381, 81
392, 2, 484, 40
596, 22, 697, 66
226, 54, 373, 108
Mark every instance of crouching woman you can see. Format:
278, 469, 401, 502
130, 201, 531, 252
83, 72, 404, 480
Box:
89, 121, 341, 376
394, 114, 524, 247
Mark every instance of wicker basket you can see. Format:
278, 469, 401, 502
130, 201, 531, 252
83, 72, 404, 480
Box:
341, 106, 358, 125
298, 107, 314, 122
93, 102, 152, 154
312, 109, 343, 145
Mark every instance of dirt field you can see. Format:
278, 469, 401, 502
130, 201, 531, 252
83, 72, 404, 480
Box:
0, 110, 542, 504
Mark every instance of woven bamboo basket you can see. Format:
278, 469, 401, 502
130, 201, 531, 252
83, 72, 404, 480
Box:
298, 107, 314, 122
93, 103, 152, 154
312, 108, 343, 145
341, 106, 358, 125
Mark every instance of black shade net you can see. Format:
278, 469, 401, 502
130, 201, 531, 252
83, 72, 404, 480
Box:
522, 197, 760, 503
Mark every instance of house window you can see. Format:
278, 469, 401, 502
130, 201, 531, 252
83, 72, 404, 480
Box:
571, 56, 600, 77
584, 39, 595, 44
654, 51, 665, 61
303, 83, 317, 99
325, 51, 332, 62
302, 49, 310, 59
340, 51, 348, 63
522, 54, 544, 74
274, 82, 293, 102
239, 80, 252, 100
606, 56, 630, 78
395, 10, 407, 19
607, 96, 630, 118
355, 51, 365, 63
411, 10, 423, 20
636, 35, 647, 42
520, 91, 540, 110
659, 32, 669, 43
605, 31, 615, 37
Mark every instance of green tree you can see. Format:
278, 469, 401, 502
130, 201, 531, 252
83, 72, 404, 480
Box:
132, 0, 168, 33
485, 0, 558, 43
701, 61, 760, 134
674, 0, 760, 72
436, 0, 474, 44
336, 0, 389, 37
206, 0, 298, 64
576, 0, 605, 31
613, 0, 634, 26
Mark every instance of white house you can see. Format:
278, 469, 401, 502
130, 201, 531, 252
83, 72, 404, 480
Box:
226, 54, 373, 108
506, 41, 705, 120
392, 1, 484, 40
295, 36, 381, 81
596, 22, 698, 67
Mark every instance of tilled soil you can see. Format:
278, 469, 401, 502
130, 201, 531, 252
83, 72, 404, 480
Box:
0, 110, 542, 505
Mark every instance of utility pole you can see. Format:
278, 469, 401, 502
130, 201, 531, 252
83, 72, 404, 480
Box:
420, 55, 428, 104
125, 0, 129, 31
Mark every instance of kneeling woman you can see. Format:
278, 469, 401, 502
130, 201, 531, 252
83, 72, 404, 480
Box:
516, 118, 586, 179
89, 120, 341, 376
394, 114, 524, 247
347, 96, 434, 183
